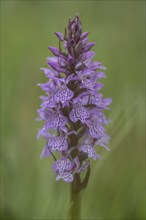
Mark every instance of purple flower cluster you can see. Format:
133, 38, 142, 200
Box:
37, 15, 112, 183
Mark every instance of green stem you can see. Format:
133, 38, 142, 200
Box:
68, 180, 81, 220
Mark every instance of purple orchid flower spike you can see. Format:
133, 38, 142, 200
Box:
37, 15, 112, 193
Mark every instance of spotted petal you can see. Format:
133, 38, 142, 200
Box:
54, 85, 74, 104
48, 136, 68, 152
86, 119, 105, 139
80, 76, 95, 90
56, 171, 73, 183
80, 144, 101, 160
45, 109, 67, 130
69, 102, 89, 123
53, 157, 73, 172
40, 95, 56, 109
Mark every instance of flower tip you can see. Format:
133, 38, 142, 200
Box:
55, 32, 64, 41
48, 46, 52, 50
84, 42, 96, 52
80, 31, 89, 40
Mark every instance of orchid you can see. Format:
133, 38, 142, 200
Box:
37, 15, 112, 219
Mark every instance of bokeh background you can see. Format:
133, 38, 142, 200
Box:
1, 1, 145, 219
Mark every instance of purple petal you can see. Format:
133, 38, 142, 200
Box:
80, 144, 101, 160
62, 173, 73, 182
48, 61, 60, 72
54, 85, 74, 104
84, 42, 96, 52
84, 51, 95, 66
86, 119, 105, 139
40, 145, 51, 159
78, 69, 94, 76
82, 37, 88, 45
89, 62, 101, 71
40, 94, 56, 109
48, 61, 67, 73
96, 72, 107, 79
92, 95, 112, 110
48, 136, 68, 152
53, 158, 73, 172
93, 82, 104, 90
103, 98, 112, 107
56, 172, 73, 183
80, 76, 95, 90
55, 32, 64, 41
69, 102, 90, 123
37, 126, 48, 138
48, 46, 60, 56
45, 109, 67, 130
80, 31, 89, 40
95, 134, 111, 151
40, 68, 58, 77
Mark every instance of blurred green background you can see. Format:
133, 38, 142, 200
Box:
1, 1, 145, 219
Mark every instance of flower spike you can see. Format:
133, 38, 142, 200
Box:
37, 15, 112, 183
